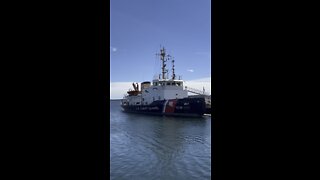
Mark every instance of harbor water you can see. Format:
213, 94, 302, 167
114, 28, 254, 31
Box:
110, 100, 211, 180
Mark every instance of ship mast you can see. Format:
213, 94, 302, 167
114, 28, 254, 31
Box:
157, 46, 176, 80
161, 47, 166, 79
171, 57, 175, 80
157, 47, 168, 80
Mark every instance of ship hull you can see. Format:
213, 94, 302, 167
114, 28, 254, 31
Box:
121, 97, 206, 117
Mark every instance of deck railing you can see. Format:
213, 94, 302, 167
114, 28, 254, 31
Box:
185, 86, 210, 96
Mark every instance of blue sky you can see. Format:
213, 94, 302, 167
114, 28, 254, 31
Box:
110, 0, 211, 98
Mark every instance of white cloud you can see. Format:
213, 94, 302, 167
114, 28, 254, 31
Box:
187, 69, 194, 72
110, 82, 132, 99
110, 46, 117, 52
110, 77, 211, 99
184, 77, 211, 95
186, 77, 211, 82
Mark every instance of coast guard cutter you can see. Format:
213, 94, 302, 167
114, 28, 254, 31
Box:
121, 47, 209, 117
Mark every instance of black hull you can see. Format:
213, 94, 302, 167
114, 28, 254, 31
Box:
121, 97, 206, 117
205, 108, 211, 114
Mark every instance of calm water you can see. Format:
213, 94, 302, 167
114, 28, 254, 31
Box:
110, 100, 211, 180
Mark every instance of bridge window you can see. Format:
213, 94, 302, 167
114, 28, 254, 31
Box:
177, 83, 180, 86
167, 82, 170, 85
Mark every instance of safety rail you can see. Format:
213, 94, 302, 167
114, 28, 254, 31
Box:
185, 86, 210, 96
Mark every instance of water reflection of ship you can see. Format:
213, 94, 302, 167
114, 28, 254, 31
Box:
149, 116, 210, 178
